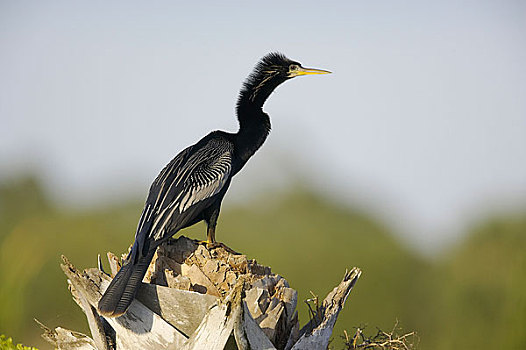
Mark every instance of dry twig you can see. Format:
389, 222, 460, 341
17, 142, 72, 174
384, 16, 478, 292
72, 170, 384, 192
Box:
342, 320, 417, 350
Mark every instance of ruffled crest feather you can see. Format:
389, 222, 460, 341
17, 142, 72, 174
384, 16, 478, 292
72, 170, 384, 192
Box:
237, 52, 295, 110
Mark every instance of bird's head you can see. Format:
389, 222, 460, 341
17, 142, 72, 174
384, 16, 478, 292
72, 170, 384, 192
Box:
239, 52, 331, 108
254, 52, 331, 81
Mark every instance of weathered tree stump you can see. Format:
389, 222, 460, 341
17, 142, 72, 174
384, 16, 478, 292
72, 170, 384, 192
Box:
41, 236, 361, 350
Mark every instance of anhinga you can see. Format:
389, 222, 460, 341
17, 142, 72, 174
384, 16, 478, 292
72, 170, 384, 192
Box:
98, 52, 330, 317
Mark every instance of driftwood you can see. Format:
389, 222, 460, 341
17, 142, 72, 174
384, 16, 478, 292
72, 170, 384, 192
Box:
41, 236, 361, 350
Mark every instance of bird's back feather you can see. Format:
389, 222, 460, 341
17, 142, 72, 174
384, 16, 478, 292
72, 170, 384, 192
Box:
135, 134, 234, 246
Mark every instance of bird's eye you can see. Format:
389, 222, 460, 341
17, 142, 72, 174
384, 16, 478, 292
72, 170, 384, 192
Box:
289, 64, 299, 71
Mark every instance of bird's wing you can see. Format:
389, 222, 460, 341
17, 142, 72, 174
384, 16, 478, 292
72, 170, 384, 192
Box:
135, 138, 233, 247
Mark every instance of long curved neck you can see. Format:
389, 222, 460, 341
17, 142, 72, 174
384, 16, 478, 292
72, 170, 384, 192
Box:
235, 102, 271, 165
234, 72, 283, 164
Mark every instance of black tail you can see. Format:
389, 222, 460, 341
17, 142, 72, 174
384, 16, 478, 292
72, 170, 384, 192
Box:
98, 248, 155, 317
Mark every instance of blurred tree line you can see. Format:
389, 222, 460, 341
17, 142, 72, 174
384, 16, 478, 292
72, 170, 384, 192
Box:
0, 175, 525, 349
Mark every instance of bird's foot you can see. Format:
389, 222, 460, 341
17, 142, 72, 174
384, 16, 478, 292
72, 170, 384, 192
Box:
193, 239, 240, 255
207, 242, 241, 255
193, 238, 210, 247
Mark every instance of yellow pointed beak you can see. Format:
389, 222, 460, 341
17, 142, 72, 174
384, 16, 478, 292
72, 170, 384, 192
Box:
290, 66, 332, 77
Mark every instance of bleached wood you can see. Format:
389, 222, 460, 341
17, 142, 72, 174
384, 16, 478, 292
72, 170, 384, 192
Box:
135, 283, 217, 336
181, 263, 221, 296
180, 302, 235, 350
182, 277, 246, 350
38, 321, 97, 350
106, 252, 120, 277
241, 302, 277, 350
77, 289, 110, 350
49, 237, 361, 350
61, 256, 188, 350
98, 279, 187, 350
290, 268, 362, 350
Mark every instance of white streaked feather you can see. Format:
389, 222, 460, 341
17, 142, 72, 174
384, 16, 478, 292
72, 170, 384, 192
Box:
145, 139, 233, 240
177, 151, 232, 212
153, 204, 180, 240
136, 204, 150, 232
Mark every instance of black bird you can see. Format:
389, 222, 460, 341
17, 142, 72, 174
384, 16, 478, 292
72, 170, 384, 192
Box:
97, 52, 330, 317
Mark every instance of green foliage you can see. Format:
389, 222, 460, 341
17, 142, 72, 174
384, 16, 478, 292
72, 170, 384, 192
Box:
0, 335, 38, 350
435, 214, 526, 350
1, 175, 525, 349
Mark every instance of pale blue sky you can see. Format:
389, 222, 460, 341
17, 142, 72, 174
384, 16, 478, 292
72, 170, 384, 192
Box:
1, 1, 525, 252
